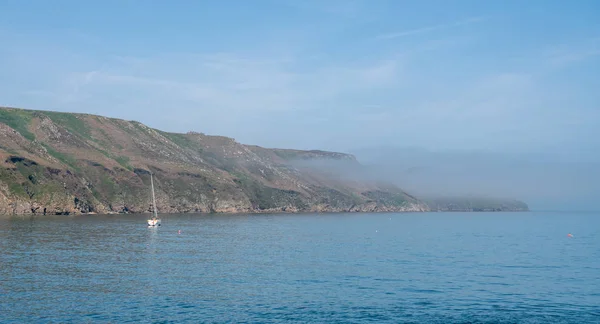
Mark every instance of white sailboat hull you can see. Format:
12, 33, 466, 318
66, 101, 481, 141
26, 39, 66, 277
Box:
147, 218, 161, 226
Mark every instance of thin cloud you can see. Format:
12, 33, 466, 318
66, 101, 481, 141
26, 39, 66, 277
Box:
18, 49, 404, 117
377, 16, 486, 40
2, 11, 598, 154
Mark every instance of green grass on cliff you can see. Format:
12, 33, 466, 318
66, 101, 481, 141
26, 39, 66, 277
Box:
1, 168, 28, 197
273, 150, 301, 160
115, 156, 133, 171
3, 162, 63, 200
43, 111, 92, 140
96, 173, 119, 200
0, 108, 94, 143
158, 131, 195, 149
0, 109, 35, 141
41, 143, 80, 171
232, 172, 306, 210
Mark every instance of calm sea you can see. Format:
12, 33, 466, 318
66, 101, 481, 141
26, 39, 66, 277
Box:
1, 211, 599, 323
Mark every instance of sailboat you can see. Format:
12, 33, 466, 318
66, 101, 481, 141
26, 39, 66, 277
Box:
147, 172, 161, 227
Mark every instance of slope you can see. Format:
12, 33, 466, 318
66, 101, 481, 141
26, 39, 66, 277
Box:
0, 107, 428, 215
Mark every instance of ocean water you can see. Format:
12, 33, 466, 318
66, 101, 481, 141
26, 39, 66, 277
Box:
1, 211, 599, 323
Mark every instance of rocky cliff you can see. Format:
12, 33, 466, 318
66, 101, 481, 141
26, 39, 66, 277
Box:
0, 107, 429, 215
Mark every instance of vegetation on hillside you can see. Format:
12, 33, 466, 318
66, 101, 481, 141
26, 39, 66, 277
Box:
0, 106, 431, 215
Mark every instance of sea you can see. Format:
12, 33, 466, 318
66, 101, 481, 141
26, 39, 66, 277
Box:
1, 211, 599, 323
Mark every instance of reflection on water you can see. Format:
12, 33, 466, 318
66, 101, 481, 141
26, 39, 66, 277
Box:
1, 212, 599, 323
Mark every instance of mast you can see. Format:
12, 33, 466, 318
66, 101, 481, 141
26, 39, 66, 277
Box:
150, 172, 158, 218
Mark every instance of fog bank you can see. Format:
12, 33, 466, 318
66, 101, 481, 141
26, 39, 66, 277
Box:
350, 147, 600, 211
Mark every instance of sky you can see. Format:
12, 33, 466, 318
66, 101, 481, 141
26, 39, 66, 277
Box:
0, 0, 599, 155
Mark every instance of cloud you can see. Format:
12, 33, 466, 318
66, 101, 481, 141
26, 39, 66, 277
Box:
13, 46, 404, 124
6, 35, 593, 152
376, 16, 486, 40
1, 16, 598, 153
0, 32, 410, 146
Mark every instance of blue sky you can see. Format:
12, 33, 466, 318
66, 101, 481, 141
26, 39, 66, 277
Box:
0, 0, 599, 154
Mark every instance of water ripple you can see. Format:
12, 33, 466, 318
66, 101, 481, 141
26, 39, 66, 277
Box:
1, 212, 599, 323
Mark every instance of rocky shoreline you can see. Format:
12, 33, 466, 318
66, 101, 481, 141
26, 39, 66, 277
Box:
1, 198, 530, 216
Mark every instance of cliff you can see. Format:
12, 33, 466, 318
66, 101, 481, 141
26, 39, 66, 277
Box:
0, 107, 429, 215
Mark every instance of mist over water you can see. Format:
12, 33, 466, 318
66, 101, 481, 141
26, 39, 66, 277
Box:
347, 147, 600, 211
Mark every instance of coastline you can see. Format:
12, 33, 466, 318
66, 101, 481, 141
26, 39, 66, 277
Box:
0, 207, 530, 217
